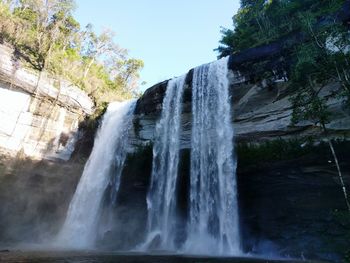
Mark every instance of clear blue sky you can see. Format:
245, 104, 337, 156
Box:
74, 0, 240, 90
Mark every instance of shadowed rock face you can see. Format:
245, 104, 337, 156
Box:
103, 142, 350, 261
237, 149, 350, 261
135, 80, 169, 115
0, 150, 86, 244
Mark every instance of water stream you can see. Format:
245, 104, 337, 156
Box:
56, 100, 136, 248
144, 75, 186, 250
185, 57, 240, 255
56, 58, 240, 255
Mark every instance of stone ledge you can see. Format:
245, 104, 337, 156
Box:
0, 44, 93, 115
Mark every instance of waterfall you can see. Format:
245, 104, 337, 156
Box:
144, 75, 186, 250
56, 100, 136, 249
185, 57, 241, 255
56, 58, 240, 254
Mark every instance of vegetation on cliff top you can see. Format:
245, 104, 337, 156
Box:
217, 0, 350, 114
217, 0, 346, 54
0, 0, 144, 106
217, 0, 350, 138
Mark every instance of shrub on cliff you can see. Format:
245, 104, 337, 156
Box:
0, 0, 144, 106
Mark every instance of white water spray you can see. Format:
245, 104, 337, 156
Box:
144, 76, 185, 250
185, 57, 241, 255
56, 100, 136, 249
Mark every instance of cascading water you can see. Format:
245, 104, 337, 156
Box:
56, 58, 239, 254
144, 76, 186, 250
185, 57, 241, 255
56, 100, 136, 249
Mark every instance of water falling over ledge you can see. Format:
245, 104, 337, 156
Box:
185, 57, 240, 255
142, 57, 241, 255
143, 75, 186, 250
56, 100, 136, 249
54, 57, 240, 255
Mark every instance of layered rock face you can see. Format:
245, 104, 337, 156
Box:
132, 65, 350, 148
0, 44, 93, 160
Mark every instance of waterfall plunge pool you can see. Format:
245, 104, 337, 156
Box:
0, 250, 320, 263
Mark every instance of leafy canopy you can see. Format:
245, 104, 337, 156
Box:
0, 0, 144, 105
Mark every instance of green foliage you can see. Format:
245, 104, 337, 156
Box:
289, 20, 350, 127
217, 0, 345, 54
114, 58, 145, 92
218, 0, 350, 129
291, 87, 331, 126
237, 138, 350, 166
215, 27, 235, 57
237, 138, 316, 166
0, 0, 144, 107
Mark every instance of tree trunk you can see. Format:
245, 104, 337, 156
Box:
29, 69, 44, 112
83, 57, 95, 79
327, 139, 350, 211
322, 124, 350, 212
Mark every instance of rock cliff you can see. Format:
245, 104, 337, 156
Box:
123, 39, 350, 261
132, 62, 350, 149
0, 43, 94, 245
0, 44, 93, 160
0, 24, 349, 262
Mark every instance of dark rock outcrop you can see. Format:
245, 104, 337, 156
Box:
238, 143, 350, 261
135, 80, 169, 115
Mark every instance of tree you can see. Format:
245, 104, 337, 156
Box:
113, 58, 144, 92
291, 84, 350, 212
290, 9, 350, 212
216, 0, 346, 56
215, 27, 234, 58
81, 26, 126, 79
14, 0, 76, 70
